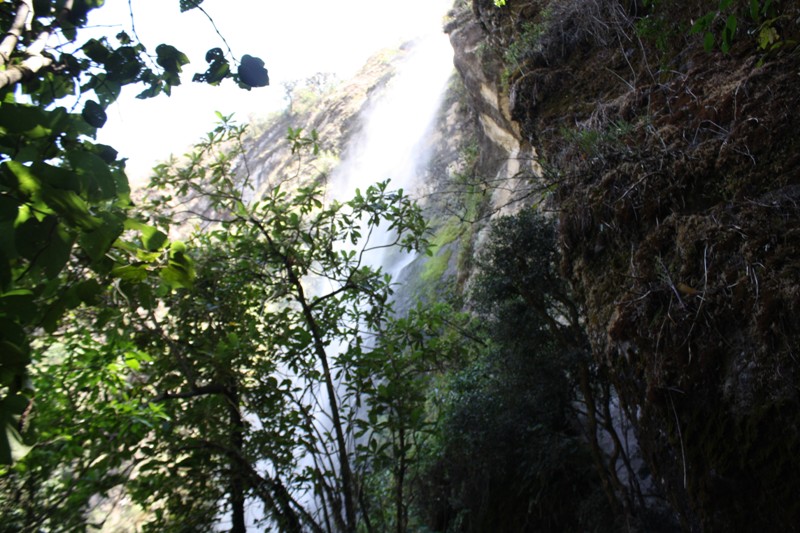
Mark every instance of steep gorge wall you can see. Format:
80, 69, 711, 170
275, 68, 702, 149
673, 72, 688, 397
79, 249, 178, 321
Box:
447, 0, 800, 530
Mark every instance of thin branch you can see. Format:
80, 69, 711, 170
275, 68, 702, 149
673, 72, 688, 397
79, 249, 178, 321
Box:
196, 5, 236, 62
152, 383, 227, 403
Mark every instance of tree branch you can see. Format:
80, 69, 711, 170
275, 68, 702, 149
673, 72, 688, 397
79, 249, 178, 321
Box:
0, 0, 75, 91
152, 383, 227, 403
0, 52, 53, 90
0, 0, 34, 66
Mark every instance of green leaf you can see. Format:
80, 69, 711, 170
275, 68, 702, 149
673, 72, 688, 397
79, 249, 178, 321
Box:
136, 84, 161, 99
111, 264, 148, 282
724, 14, 738, 45
82, 74, 121, 106
144, 229, 168, 252
0, 397, 32, 464
67, 150, 117, 201
105, 46, 143, 84
14, 216, 53, 260
78, 211, 125, 261
690, 12, 715, 34
137, 283, 155, 310
0, 291, 35, 323
0, 195, 19, 222
124, 355, 141, 371
124, 219, 168, 252
156, 44, 189, 75
0, 103, 51, 138
35, 222, 74, 278
81, 38, 111, 63
75, 279, 103, 305
2, 161, 41, 199
95, 77, 122, 107
193, 48, 230, 85
160, 263, 193, 289
91, 143, 119, 165
41, 188, 99, 230
26, 162, 80, 193
41, 297, 67, 333
704, 32, 715, 51
758, 26, 779, 49
0, 318, 29, 366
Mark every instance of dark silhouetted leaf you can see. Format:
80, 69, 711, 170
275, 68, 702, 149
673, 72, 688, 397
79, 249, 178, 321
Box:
238, 55, 269, 87
105, 46, 143, 83
156, 44, 189, 75
81, 100, 107, 128
194, 48, 230, 85
180, 0, 204, 12
81, 38, 111, 63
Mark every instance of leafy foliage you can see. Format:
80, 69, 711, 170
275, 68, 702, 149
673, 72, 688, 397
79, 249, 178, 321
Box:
355, 301, 474, 532
639, 0, 796, 58
414, 209, 614, 532
0, 0, 267, 465
0, 331, 165, 531
0, 113, 439, 530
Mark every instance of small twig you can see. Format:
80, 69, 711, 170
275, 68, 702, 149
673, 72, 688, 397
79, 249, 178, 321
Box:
616, 171, 659, 202
668, 392, 688, 489
196, 5, 237, 62
614, 289, 652, 306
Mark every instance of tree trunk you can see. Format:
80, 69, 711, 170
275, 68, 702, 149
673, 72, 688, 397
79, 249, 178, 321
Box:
395, 425, 407, 533
226, 383, 247, 533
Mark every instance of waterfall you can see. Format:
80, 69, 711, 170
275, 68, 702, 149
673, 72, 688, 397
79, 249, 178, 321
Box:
328, 31, 455, 277
228, 23, 454, 533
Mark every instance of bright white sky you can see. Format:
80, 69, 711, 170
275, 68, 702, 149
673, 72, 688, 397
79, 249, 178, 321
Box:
88, 0, 454, 184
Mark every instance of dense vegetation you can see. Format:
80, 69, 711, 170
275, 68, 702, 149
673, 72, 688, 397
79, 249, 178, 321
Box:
0, 1, 615, 529
0, 0, 267, 466
3, 0, 800, 531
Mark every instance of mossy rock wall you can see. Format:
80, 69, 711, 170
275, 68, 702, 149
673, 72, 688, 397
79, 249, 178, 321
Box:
456, 0, 800, 529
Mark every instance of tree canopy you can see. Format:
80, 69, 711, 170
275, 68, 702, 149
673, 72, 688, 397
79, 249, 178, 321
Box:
0, 0, 267, 466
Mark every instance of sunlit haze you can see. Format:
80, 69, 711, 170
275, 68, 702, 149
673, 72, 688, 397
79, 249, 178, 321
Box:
89, 0, 454, 184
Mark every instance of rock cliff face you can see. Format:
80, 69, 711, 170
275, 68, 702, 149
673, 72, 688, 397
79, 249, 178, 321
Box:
445, 4, 542, 217
243, 48, 402, 199
446, 0, 800, 529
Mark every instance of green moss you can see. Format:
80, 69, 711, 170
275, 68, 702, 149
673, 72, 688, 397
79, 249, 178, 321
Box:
431, 216, 464, 254
421, 247, 453, 283
420, 218, 462, 283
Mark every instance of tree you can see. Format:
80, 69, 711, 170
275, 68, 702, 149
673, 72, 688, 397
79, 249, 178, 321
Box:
146, 117, 427, 530
0, 115, 432, 530
0, 0, 266, 464
414, 209, 617, 532
352, 301, 474, 533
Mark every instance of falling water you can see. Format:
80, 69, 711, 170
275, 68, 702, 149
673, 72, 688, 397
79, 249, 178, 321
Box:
230, 21, 455, 533
328, 31, 455, 276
